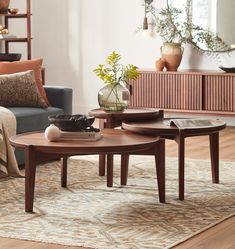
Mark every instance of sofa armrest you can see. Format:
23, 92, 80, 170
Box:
44, 86, 73, 115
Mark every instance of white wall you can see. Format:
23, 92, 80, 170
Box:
7, 0, 235, 113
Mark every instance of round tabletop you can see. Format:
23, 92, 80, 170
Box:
10, 129, 160, 155
89, 108, 163, 121
122, 118, 226, 137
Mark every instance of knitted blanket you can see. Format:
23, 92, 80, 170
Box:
0, 107, 22, 177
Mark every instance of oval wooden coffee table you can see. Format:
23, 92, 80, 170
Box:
122, 118, 226, 200
10, 129, 165, 212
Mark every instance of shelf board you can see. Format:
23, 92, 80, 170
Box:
0, 38, 29, 42
0, 14, 28, 18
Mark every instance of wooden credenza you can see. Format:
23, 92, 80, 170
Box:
129, 69, 235, 115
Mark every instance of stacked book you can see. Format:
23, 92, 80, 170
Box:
60, 131, 103, 141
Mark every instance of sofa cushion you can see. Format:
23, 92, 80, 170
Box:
8, 106, 64, 134
0, 70, 48, 108
0, 58, 50, 105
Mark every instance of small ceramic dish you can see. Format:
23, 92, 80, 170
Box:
8, 8, 19, 14
219, 66, 235, 73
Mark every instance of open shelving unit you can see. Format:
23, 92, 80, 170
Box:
0, 0, 31, 59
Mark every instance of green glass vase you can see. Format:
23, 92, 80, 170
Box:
98, 83, 130, 112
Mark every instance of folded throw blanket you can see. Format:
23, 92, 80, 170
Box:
0, 107, 22, 177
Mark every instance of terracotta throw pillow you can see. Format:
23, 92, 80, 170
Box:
0, 58, 50, 105
0, 70, 48, 108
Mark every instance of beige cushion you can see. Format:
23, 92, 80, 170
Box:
0, 70, 48, 108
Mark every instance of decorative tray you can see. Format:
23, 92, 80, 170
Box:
219, 66, 235, 73
48, 114, 97, 132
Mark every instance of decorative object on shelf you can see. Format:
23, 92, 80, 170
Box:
0, 25, 16, 39
44, 124, 61, 142
155, 57, 165, 71
0, 26, 9, 34
160, 42, 184, 71
0, 0, 10, 14
8, 8, 18, 14
219, 66, 235, 73
0, 53, 21, 61
48, 114, 98, 132
94, 51, 140, 112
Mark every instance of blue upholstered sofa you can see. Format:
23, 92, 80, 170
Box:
8, 85, 73, 165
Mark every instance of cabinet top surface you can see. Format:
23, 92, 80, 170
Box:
140, 68, 235, 76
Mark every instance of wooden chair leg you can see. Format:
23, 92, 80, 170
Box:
107, 154, 114, 187
99, 154, 106, 176
209, 132, 219, 183
61, 156, 68, 187
120, 154, 129, 185
155, 139, 165, 203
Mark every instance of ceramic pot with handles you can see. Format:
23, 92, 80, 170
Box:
160, 42, 184, 71
0, 0, 10, 14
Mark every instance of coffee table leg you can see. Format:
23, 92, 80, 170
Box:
25, 145, 36, 213
99, 155, 106, 176
107, 154, 113, 187
209, 132, 219, 183
175, 133, 185, 200
121, 155, 129, 185
61, 156, 68, 187
155, 139, 165, 203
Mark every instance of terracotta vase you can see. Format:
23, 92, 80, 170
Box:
0, 0, 10, 13
160, 42, 184, 71
155, 58, 165, 72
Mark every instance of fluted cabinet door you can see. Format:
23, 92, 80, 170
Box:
129, 71, 202, 110
203, 75, 235, 112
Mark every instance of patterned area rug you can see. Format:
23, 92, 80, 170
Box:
0, 155, 235, 249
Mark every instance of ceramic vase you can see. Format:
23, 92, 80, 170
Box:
160, 42, 184, 71
155, 58, 165, 71
98, 83, 130, 112
0, 0, 10, 14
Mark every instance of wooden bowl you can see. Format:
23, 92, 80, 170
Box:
0, 53, 21, 62
8, 8, 19, 14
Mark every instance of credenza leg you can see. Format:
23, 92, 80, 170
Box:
209, 132, 219, 184
25, 145, 36, 213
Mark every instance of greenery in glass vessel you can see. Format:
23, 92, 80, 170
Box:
94, 51, 140, 112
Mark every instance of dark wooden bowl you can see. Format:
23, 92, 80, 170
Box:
48, 114, 95, 131
0, 53, 22, 62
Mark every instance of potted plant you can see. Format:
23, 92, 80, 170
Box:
141, 0, 230, 71
94, 51, 139, 112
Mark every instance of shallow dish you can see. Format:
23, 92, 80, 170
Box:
0, 53, 21, 61
48, 114, 95, 131
219, 66, 235, 73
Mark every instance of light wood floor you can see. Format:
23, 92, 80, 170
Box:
1, 126, 235, 249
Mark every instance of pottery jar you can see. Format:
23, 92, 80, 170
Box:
0, 0, 10, 14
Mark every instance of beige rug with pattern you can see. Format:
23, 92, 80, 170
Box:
0, 155, 235, 249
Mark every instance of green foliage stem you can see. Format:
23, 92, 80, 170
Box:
94, 51, 140, 86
